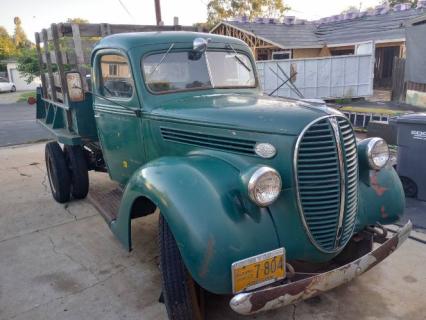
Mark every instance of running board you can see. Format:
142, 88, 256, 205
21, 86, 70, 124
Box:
88, 186, 123, 223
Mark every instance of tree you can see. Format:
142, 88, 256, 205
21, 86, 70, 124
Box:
13, 17, 31, 49
16, 48, 39, 84
207, 0, 290, 26
0, 26, 17, 59
0, 26, 17, 73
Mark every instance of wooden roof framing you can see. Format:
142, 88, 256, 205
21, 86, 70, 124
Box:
210, 22, 284, 54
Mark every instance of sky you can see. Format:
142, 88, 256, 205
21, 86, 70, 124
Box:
0, 0, 382, 42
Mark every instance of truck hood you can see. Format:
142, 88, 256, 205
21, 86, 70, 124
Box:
150, 94, 341, 135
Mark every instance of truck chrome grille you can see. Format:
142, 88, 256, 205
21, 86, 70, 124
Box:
161, 127, 256, 155
295, 116, 358, 253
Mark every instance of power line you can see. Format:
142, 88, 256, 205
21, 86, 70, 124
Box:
117, 0, 135, 21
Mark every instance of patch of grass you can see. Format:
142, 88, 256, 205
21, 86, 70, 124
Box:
17, 91, 36, 102
334, 98, 353, 104
339, 105, 403, 116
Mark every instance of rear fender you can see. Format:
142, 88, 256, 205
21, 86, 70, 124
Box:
111, 155, 279, 294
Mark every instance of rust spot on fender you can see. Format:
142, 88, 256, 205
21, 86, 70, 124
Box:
199, 237, 215, 278
370, 172, 388, 196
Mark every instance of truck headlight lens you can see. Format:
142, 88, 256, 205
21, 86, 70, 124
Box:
367, 137, 389, 170
248, 167, 282, 207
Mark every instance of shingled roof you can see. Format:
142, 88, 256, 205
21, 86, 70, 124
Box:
316, 8, 424, 45
213, 7, 426, 49
225, 20, 321, 49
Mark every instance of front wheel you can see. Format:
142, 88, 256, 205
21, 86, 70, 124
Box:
10, 85, 16, 92
159, 215, 205, 320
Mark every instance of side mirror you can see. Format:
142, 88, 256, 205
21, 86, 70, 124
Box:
66, 72, 84, 102
193, 37, 210, 53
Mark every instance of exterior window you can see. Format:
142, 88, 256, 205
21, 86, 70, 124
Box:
142, 50, 256, 93
0, 77, 7, 83
100, 54, 133, 98
272, 51, 292, 60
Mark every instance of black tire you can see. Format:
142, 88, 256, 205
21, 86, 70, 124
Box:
159, 215, 204, 320
45, 142, 71, 203
10, 85, 16, 92
400, 176, 417, 198
64, 145, 89, 199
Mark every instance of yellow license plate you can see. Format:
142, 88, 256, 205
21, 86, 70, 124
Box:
231, 248, 285, 293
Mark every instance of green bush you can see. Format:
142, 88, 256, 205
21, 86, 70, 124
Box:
17, 48, 39, 84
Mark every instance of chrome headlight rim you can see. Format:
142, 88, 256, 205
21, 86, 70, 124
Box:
367, 137, 389, 170
248, 166, 282, 207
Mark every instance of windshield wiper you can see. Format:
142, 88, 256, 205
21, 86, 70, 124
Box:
147, 43, 175, 80
226, 43, 251, 72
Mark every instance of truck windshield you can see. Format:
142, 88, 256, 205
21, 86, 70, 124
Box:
142, 50, 256, 93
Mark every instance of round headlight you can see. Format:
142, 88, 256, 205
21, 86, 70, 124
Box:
367, 137, 389, 170
248, 167, 282, 207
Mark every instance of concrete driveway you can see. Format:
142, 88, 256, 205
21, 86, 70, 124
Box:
0, 143, 425, 320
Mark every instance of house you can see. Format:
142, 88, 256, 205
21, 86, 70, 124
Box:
211, 2, 426, 89
404, 13, 426, 108
6, 60, 41, 91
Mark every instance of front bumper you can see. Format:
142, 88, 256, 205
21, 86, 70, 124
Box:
230, 221, 412, 315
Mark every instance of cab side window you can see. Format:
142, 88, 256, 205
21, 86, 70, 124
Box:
100, 54, 133, 98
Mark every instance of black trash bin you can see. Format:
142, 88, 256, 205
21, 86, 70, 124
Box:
393, 113, 426, 200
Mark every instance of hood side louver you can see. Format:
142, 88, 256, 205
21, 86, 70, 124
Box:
160, 127, 256, 155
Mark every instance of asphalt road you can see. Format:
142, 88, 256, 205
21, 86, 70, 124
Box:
0, 102, 53, 147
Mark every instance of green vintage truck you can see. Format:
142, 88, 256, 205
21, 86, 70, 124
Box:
34, 23, 411, 319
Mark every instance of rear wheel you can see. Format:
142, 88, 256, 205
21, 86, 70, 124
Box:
159, 214, 204, 320
64, 145, 89, 199
10, 85, 16, 92
45, 142, 71, 203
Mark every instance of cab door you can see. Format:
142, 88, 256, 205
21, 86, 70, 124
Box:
93, 50, 144, 185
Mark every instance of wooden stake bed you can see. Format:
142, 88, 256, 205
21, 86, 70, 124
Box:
87, 186, 123, 223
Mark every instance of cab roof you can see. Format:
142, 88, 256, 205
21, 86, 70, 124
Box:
94, 31, 247, 52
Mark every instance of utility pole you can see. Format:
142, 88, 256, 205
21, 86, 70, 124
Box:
154, 0, 162, 26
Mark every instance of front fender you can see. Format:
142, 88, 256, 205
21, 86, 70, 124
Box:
111, 155, 280, 294
356, 165, 405, 231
